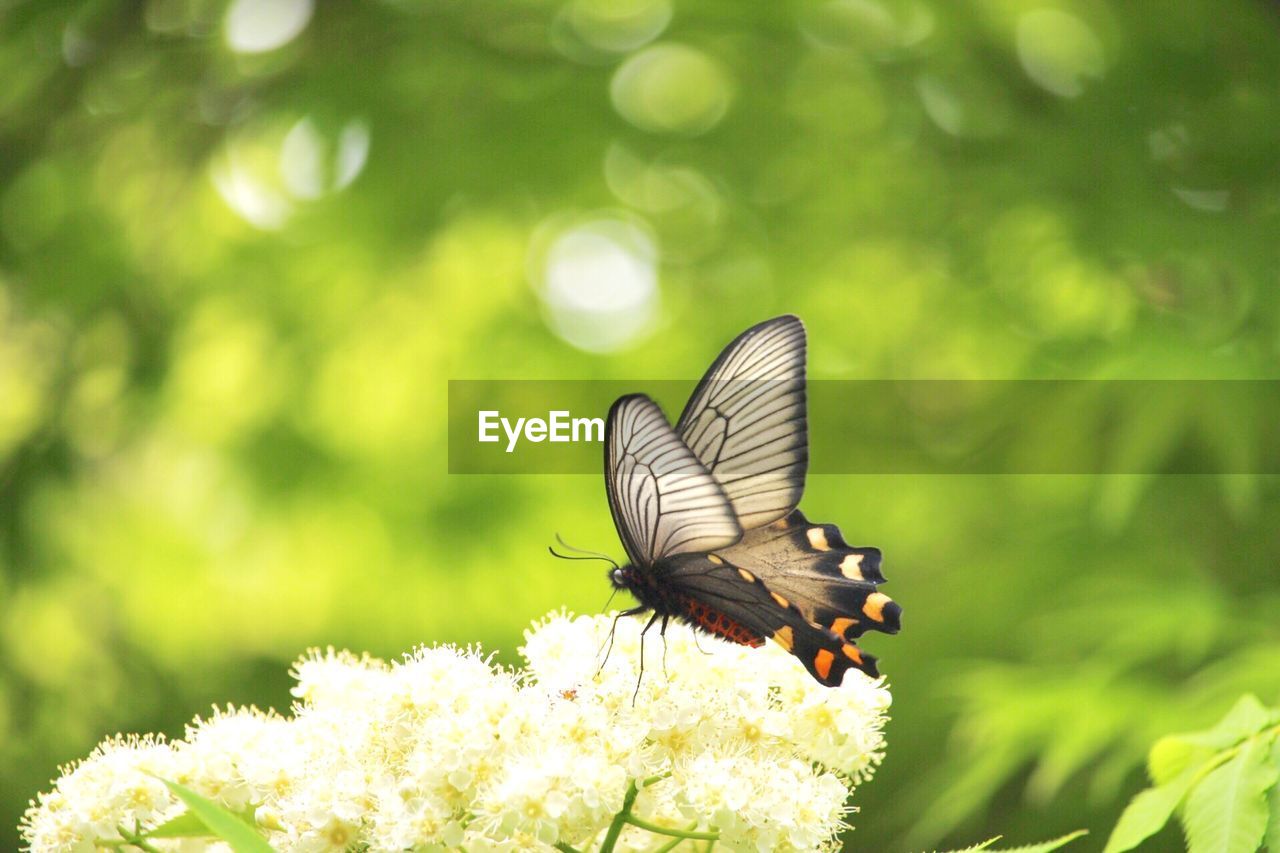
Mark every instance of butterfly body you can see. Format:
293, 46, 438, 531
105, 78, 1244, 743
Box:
602, 315, 901, 687
610, 561, 767, 648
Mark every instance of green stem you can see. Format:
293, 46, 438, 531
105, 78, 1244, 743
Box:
599, 773, 675, 853
555, 843, 583, 853
108, 827, 163, 853
599, 780, 640, 853
623, 814, 719, 842
652, 822, 701, 852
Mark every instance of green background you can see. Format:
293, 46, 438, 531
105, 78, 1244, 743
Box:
2, 0, 1278, 849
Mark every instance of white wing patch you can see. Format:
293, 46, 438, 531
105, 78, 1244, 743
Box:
676, 315, 808, 529
606, 395, 743, 566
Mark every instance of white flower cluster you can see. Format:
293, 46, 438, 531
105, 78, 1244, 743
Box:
21, 611, 891, 852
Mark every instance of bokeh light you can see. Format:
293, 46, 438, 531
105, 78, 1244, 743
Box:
1015, 8, 1106, 98
532, 216, 660, 353
212, 115, 368, 228
800, 0, 934, 58
564, 0, 671, 53
1171, 186, 1229, 213
280, 117, 371, 200
211, 150, 293, 230
224, 0, 314, 54
610, 43, 733, 136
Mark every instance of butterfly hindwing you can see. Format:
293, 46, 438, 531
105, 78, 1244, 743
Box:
718, 509, 901, 642
661, 551, 879, 685
605, 394, 743, 567
675, 315, 808, 531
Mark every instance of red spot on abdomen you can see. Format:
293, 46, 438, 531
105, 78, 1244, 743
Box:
679, 596, 764, 647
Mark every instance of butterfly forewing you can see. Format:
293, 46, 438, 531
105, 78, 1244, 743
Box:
676, 315, 808, 530
605, 394, 743, 566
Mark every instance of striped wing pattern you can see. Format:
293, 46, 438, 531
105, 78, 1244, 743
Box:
605, 394, 743, 567
676, 315, 808, 530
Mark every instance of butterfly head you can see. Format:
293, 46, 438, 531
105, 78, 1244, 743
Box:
609, 565, 631, 590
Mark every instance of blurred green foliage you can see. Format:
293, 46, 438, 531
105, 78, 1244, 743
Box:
1, 0, 1278, 849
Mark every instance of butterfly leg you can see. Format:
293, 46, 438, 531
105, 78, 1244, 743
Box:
598, 606, 647, 675
633, 610, 661, 704
659, 613, 670, 678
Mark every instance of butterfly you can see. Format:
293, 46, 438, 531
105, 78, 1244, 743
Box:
602, 315, 900, 687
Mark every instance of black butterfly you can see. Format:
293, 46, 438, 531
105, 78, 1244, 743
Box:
603, 315, 900, 687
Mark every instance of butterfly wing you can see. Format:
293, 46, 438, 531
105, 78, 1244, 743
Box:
605, 394, 743, 567
675, 315, 808, 530
718, 508, 901, 641
661, 551, 880, 685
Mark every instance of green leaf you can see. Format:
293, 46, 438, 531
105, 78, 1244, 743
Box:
986, 829, 1088, 852
926, 836, 1001, 852
158, 780, 276, 853
1263, 736, 1280, 853
931, 831, 1086, 853
142, 810, 215, 839
1183, 736, 1279, 853
1149, 695, 1277, 785
1148, 736, 1209, 785
1103, 766, 1199, 853
144, 803, 260, 840
1191, 695, 1277, 744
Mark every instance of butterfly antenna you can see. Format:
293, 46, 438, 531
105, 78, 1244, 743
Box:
548, 546, 619, 567
554, 534, 619, 567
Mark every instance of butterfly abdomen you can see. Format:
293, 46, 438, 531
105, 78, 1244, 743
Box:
676, 595, 766, 648
618, 563, 766, 648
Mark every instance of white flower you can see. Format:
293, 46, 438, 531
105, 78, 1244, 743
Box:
21, 610, 892, 852
178, 706, 298, 811
289, 646, 389, 709
20, 734, 179, 851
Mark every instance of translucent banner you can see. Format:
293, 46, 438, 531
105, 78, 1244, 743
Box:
447, 380, 1280, 475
